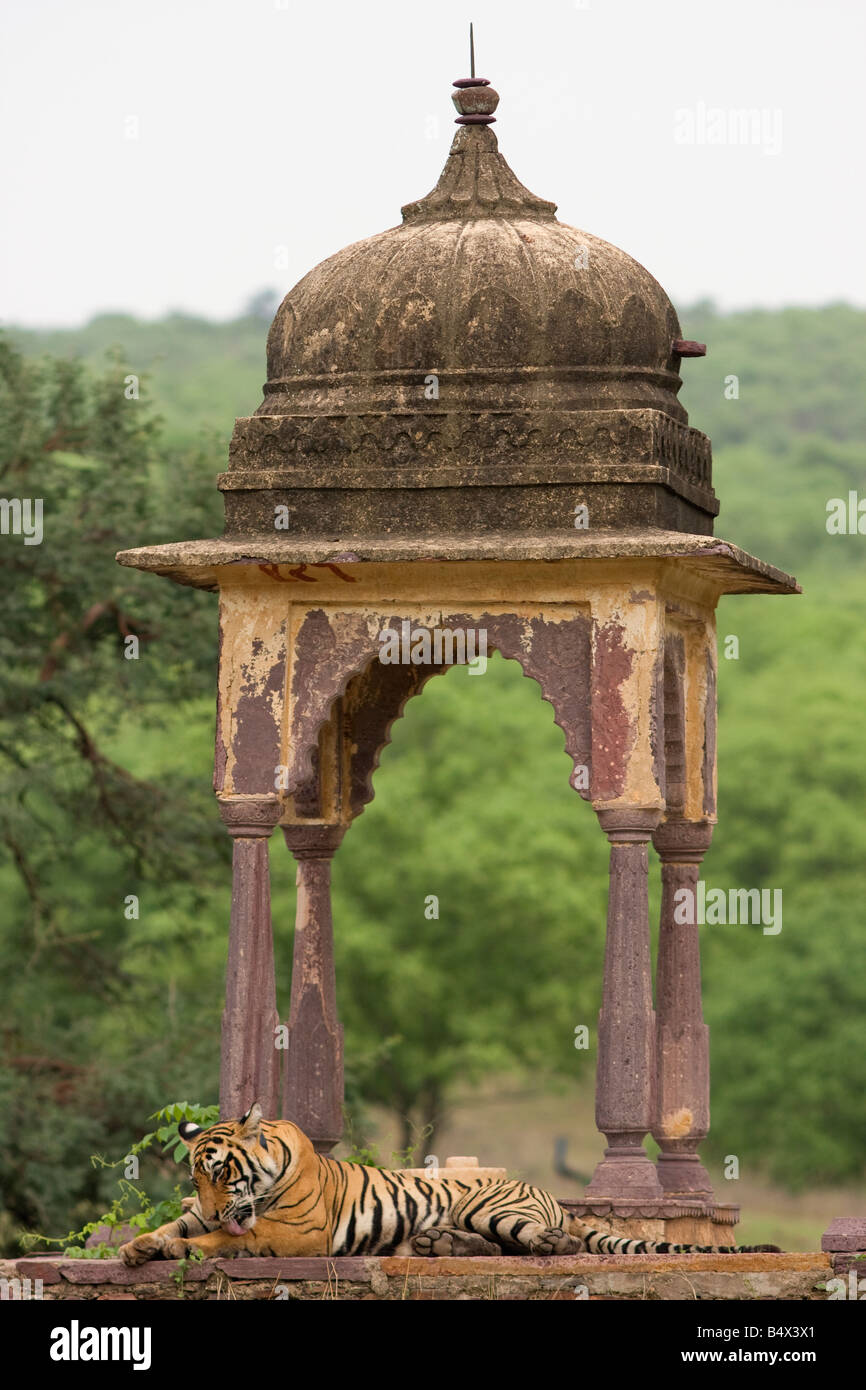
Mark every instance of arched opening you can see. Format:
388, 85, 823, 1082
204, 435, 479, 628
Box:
303, 650, 608, 1186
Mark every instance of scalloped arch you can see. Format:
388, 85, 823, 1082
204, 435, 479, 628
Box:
287, 609, 593, 809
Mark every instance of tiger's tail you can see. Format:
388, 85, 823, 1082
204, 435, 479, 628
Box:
567, 1216, 780, 1255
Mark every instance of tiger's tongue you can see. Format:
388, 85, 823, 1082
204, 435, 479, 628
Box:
223, 1219, 245, 1236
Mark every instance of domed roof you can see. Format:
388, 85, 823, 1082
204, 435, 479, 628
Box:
220, 74, 718, 542
263, 124, 683, 416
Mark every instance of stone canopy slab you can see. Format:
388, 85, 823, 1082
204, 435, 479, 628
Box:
116, 528, 800, 597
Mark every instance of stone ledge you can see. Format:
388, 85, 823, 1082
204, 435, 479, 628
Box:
115, 530, 800, 596
1, 1252, 836, 1301
5, 1251, 831, 1283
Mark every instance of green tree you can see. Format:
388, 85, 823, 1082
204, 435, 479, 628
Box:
0, 336, 227, 1241
327, 658, 604, 1150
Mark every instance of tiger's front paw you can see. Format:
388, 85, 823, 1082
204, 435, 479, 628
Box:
119, 1232, 166, 1267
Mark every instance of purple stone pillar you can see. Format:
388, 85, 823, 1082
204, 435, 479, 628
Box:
217, 797, 282, 1120
586, 808, 664, 1201
652, 819, 715, 1199
282, 824, 345, 1153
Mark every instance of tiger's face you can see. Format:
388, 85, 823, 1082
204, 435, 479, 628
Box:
179, 1102, 272, 1236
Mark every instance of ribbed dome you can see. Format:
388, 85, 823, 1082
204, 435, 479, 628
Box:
261, 125, 685, 421
222, 77, 717, 542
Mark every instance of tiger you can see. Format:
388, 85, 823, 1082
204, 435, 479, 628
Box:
118, 1103, 780, 1264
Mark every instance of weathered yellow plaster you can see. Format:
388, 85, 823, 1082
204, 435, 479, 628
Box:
667, 613, 716, 824
663, 613, 710, 824
216, 559, 668, 607
590, 585, 665, 813
217, 586, 288, 796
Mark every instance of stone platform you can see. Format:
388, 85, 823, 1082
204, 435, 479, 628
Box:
559, 1198, 740, 1246
2, 1252, 838, 1301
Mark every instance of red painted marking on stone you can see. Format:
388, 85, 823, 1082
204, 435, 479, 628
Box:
258, 564, 296, 582
257, 563, 358, 583
320, 563, 359, 582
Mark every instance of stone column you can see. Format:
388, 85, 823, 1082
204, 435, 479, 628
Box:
652, 818, 715, 1199
586, 807, 664, 1200
217, 797, 282, 1121
282, 824, 345, 1153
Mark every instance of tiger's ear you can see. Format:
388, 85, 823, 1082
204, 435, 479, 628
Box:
177, 1121, 203, 1150
239, 1101, 263, 1141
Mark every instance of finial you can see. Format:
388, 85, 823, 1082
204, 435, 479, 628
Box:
452, 24, 499, 124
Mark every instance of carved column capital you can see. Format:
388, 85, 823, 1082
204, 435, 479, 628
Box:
282, 823, 347, 860
595, 806, 663, 843
653, 818, 714, 861
218, 796, 283, 838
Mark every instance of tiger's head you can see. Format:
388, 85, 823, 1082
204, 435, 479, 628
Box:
178, 1101, 298, 1236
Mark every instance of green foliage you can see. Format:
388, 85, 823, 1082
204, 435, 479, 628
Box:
95, 1101, 220, 1168
22, 1182, 185, 1259
171, 1246, 205, 1296
0, 334, 229, 1249
7, 312, 267, 452
324, 657, 604, 1147
21, 1101, 216, 1257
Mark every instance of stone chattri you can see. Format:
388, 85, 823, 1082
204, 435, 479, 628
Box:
117, 68, 799, 1243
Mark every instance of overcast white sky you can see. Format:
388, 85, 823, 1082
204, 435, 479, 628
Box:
1, 0, 863, 326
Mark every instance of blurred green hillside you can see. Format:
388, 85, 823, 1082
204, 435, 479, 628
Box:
8, 300, 274, 452
1, 301, 864, 1251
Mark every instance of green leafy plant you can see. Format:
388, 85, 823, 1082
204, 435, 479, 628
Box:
103, 1100, 220, 1166
22, 1101, 217, 1257
172, 1246, 205, 1296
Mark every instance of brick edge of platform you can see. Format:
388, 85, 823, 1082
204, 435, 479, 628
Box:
3, 1250, 837, 1285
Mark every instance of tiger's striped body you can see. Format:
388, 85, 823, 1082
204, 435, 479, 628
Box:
118, 1106, 779, 1265
323, 1158, 570, 1256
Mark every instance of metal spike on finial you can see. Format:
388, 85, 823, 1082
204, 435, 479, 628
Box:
452, 22, 499, 123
